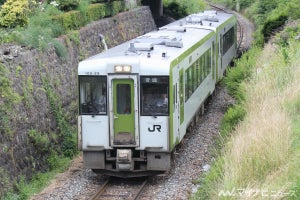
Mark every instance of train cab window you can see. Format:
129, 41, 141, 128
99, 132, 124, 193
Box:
141, 76, 169, 116
79, 76, 107, 115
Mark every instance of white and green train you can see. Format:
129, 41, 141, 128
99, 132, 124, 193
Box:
78, 10, 237, 177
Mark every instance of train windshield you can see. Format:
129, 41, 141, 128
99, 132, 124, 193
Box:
79, 76, 107, 115
141, 76, 169, 116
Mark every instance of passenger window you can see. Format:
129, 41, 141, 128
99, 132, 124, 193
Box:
141, 76, 169, 116
79, 76, 107, 115
223, 27, 234, 55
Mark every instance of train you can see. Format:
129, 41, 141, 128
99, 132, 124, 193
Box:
77, 10, 237, 177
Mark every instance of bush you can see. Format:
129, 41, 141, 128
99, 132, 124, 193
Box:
224, 47, 261, 101
0, 0, 31, 28
59, 10, 86, 30
90, 0, 106, 3
52, 1, 124, 32
220, 104, 246, 137
163, 0, 205, 19
164, 2, 188, 19
57, 0, 80, 11
262, 15, 288, 43
86, 3, 106, 22
105, 1, 124, 16
28, 130, 50, 153
15, 4, 64, 52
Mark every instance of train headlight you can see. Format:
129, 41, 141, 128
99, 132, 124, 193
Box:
114, 65, 132, 73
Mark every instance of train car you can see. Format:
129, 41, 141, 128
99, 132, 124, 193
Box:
77, 10, 237, 177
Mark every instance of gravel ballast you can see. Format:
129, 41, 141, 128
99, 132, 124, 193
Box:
31, 85, 233, 200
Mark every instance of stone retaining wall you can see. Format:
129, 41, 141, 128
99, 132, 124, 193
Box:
0, 6, 156, 196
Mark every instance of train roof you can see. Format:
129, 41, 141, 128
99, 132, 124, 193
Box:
78, 10, 236, 75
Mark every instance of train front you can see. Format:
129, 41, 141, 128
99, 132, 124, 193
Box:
77, 54, 171, 177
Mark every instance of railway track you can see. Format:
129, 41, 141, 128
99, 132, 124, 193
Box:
90, 177, 148, 200
207, 2, 245, 55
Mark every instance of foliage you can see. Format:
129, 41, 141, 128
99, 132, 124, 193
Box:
0, 0, 32, 28
86, 3, 106, 22
106, 0, 124, 16
39, 64, 77, 158
89, 0, 107, 3
57, 0, 80, 11
12, 154, 71, 200
54, 10, 86, 31
0, 64, 22, 135
193, 26, 300, 200
163, 0, 206, 19
212, 0, 300, 47
164, 1, 188, 19
262, 14, 288, 43
52, 39, 68, 59
28, 130, 51, 152
52, 1, 124, 32
12, 3, 63, 48
220, 104, 246, 137
47, 151, 70, 171
0, 1, 126, 47
286, 0, 300, 20
223, 47, 261, 102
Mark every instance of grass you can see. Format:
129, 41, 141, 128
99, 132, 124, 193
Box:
2, 155, 72, 200
192, 32, 300, 199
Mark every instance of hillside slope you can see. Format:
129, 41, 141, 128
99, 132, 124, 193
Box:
193, 19, 300, 200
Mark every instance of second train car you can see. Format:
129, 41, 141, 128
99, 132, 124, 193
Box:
78, 10, 237, 177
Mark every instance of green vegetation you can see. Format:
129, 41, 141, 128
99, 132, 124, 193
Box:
39, 63, 77, 158
0, 0, 128, 54
2, 156, 72, 200
163, 0, 206, 19
0, 0, 33, 28
210, 0, 300, 46
192, 1, 300, 199
0, 0, 136, 199
0, 63, 22, 137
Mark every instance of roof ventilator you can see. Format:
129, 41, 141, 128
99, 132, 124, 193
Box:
186, 11, 219, 24
164, 37, 183, 48
128, 43, 136, 52
159, 26, 186, 32
128, 42, 154, 52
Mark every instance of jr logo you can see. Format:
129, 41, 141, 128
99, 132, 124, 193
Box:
148, 125, 161, 132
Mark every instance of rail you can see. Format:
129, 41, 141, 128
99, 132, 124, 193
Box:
207, 2, 245, 54
91, 177, 148, 200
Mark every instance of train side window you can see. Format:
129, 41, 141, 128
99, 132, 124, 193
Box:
196, 62, 200, 86
188, 68, 192, 97
185, 70, 189, 101
206, 49, 211, 75
212, 41, 215, 79
140, 76, 169, 116
223, 27, 234, 55
79, 76, 107, 115
201, 55, 204, 81
193, 63, 197, 92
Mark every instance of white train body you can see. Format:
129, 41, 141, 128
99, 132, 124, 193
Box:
78, 10, 237, 177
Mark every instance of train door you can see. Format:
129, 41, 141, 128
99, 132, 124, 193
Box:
172, 67, 181, 145
108, 75, 139, 146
